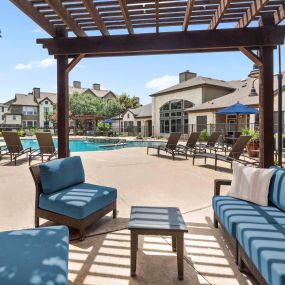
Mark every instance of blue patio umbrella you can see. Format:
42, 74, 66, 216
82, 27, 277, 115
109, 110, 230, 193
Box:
102, 119, 113, 124
216, 102, 259, 115
216, 102, 259, 130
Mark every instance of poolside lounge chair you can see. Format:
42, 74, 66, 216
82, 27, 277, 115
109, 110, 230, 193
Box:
29, 132, 57, 165
193, 135, 257, 170
147, 132, 184, 160
176, 132, 200, 155
1, 131, 32, 165
196, 131, 222, 152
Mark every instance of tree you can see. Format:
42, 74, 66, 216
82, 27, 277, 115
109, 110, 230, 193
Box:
116, 93, 141, 110
102, 98, 124, 118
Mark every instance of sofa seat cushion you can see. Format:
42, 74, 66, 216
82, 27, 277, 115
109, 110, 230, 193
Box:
237, 223, 285, 285
213, 196, 285, 237
39, 182, 117, 219
39, 156, 85, 195
0, 226, 69, 285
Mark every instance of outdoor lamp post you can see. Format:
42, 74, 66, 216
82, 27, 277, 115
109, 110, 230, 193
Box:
249, 78, 258, 97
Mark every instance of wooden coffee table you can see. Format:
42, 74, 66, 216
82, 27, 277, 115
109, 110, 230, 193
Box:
128, 206, 188, 280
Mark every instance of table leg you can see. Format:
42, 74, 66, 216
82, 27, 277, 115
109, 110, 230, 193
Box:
176, 233, 184, 280
130, 231, 138, 277
172, 235, 177, 252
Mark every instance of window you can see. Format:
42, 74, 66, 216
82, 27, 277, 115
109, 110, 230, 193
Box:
44, 107, 49, 114
196, 116, 207, 132
1, 107, 4, 112
137, 121, 141, 132
45, 100, 49, 105
127, 113, 130, 119
160, 100, 193, 134
13, 115, 16, 120
23, 106, 37, 115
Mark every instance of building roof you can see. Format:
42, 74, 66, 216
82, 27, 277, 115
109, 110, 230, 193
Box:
129, 103, 152, 118
11, 94, 38, 106
37, 92, 56, 104
150, 76, 235, 97
186, 73, 285, 112
69, 87, 115, 99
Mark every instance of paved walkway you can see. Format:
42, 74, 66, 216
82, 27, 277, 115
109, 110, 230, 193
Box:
0, 147, 252, 285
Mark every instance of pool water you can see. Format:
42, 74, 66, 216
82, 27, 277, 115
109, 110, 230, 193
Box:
18, 139, 164, 152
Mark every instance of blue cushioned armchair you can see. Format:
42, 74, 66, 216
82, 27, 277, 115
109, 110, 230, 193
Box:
30, 156, 117, 240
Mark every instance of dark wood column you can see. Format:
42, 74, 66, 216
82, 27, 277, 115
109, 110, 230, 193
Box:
56, 27, 69, 158
259, 46, 274, 168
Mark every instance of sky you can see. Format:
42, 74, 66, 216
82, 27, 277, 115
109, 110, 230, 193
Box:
0, 1, 284, 105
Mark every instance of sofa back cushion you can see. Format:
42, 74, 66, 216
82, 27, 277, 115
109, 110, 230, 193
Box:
269, 166, 285, 211
39, 156, 85, 194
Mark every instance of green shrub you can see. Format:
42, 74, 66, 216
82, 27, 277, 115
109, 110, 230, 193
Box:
199, 129, 209, 142
28, 128, 39, 136
97, 121, 111, 132
18, 129, 25, 137
136, 134, 143, 140
241, 128, 259, 143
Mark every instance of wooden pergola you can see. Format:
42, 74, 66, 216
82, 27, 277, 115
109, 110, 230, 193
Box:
10, 0, 285, 167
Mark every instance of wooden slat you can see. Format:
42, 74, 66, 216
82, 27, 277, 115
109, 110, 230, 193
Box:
274, 3, 285, 24
9, 0, 56, 36
183, 0, 196, 31
155, 0, 159, 33
118, 0, 134, 34
82, 0, 110, 35
209, 0, 233, 29
237, 0, 270, 28
45, 0, 87, 36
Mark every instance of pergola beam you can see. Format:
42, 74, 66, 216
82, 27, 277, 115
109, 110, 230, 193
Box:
155, 0, 159, 33
274, 3, 285, 25
183, 0, 195, 31
118, 0, 134, 34
37, 26, 285, 57
66, 54, 85, 73
10, 0, 56, 37
239, 47, 262, 67
82, 0, 109, 36
45, 0, 87, 37
237, 0, 270, 28
209, 0, 233, 29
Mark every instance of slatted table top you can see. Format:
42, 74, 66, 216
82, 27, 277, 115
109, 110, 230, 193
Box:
128, 206, 188, 232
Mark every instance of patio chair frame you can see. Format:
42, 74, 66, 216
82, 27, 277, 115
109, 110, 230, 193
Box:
29, 163, 117, 240
193, 135, 258, 170
1, 131, 32, 165
147, 132, 186, 160
29, 132, 58, 165
213, 179, 267, 285
176, 132, 200, 155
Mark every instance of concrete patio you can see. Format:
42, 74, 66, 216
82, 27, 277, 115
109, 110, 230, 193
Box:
0, 147, 253, 285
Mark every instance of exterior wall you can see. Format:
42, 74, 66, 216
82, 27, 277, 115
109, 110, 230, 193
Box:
5, 114, 22, 125
202, 86, 231, 103
0, 105, 8, 124
9, 105, 22, 115
152, 87, 203, 136
188, 111, 215, 133
39, 100, 54, 128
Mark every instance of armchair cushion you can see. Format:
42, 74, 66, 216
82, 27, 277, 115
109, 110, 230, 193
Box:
0, 226, 69, 285
237, 223, 285, 285
39, 156, 85, 194
269, 166, 285, 212
39, 182, 117, 219
213, 196, 285, 237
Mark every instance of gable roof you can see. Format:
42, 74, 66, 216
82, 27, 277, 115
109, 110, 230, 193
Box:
69, 86, 116, 99
150, 76, 235, 97
186, 73, 285, 112
128, 103, 152, 118
11, 94, 38, 106
37, 92, 56, 104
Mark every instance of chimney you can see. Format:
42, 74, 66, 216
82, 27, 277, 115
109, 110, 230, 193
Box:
33, 87, 40, 99
73, 81, 81, 88
93, 83, 100, 90
179, 70, 197, 83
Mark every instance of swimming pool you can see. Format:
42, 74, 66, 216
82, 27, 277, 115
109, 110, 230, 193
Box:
11, 139, 164, 152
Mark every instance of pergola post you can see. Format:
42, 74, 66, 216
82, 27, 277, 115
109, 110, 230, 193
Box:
259, 46, 274, 168
56, 27, 69, 158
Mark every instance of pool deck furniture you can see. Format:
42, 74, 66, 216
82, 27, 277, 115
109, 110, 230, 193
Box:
29, 132, 58, 165
29, 156, 117, 240
147, 132, 184, 160
213, 167, 285, 285
1, 131, 32, 165
128, 206, 188, 280
193, 135, 257, 170
176, 132, 200, 155
0, 225, 69, 285
195, 132, 222, 152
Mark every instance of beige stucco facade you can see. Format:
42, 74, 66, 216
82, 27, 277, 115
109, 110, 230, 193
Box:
5, 114, 22, 125
38, 99, 54, 128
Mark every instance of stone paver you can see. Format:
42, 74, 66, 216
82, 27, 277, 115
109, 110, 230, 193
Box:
0, 147, 252, 285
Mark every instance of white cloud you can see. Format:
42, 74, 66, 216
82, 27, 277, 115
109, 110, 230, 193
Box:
145, 75, 178, 91
14, 58, 56, 70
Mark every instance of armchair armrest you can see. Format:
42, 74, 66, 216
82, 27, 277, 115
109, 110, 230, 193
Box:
214, 179, 232, 196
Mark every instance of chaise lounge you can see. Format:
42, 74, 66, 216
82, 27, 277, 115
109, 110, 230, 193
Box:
30, 156, 117, 240
213, 166, 285, 285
